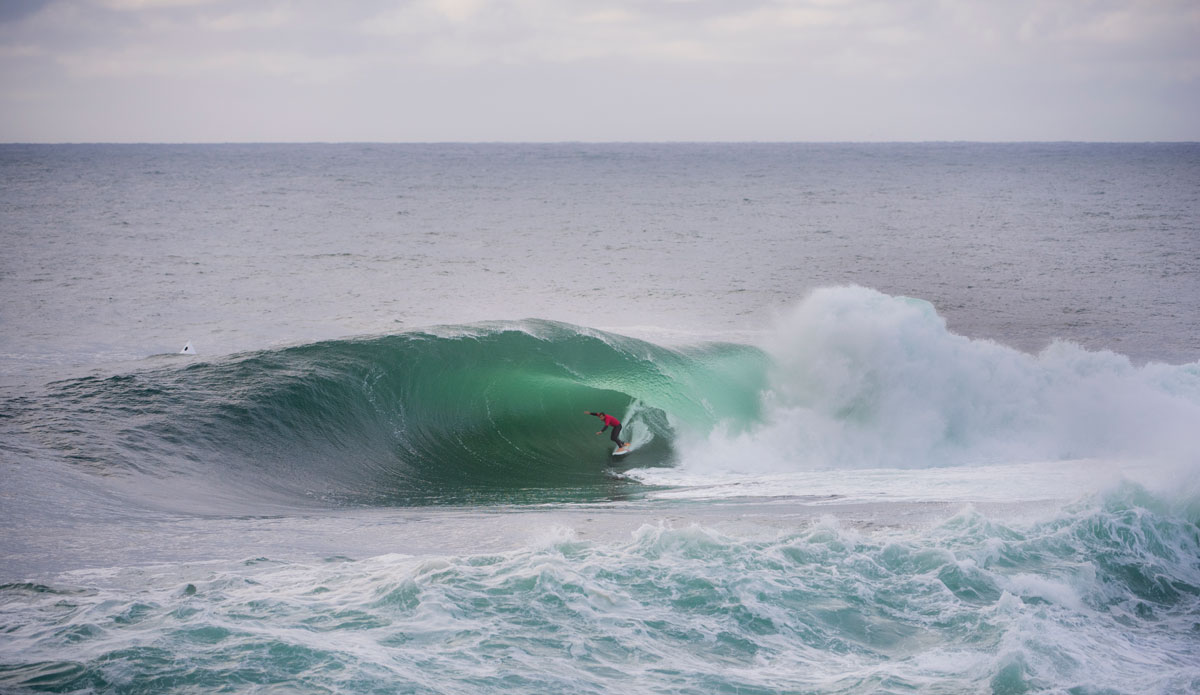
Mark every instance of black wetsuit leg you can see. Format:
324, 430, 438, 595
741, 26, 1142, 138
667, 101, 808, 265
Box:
610, 424, 623, 447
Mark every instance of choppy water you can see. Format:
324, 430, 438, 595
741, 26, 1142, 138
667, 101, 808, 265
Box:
2, 143, 1199, 694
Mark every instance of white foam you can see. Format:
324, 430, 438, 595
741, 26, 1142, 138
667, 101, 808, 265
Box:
628, 459, 1126, 504
670, 287, 1200, 478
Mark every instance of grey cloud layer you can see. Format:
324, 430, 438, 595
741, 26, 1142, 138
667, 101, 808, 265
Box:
2, 0, 1197, 141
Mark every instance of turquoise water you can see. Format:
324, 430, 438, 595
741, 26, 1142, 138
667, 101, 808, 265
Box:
2, 143, 1199, 694
3, 486, 1198, 694
17, 321, 767, 505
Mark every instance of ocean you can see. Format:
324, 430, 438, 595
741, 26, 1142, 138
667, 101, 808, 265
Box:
1, 142, 1198, 694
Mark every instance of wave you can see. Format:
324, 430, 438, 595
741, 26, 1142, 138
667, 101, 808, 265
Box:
17, 287, 1200, 509
28, 320, 767, 506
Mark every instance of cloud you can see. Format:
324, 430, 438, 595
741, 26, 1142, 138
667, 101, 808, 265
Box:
0, 0, 53, 23
203, 7, 291, 32
53, 44, 359, 84
1, 0, 1197, 141
94, 0, 224, 10
12, 1, 1199, 74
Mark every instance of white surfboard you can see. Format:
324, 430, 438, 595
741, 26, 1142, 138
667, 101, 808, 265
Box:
611, 445, 632, 457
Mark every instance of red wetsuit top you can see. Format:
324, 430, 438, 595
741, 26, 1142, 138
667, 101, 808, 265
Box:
599, 414, 621, 428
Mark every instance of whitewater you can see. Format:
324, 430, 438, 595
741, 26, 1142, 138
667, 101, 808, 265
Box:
2, 143, 1199, 694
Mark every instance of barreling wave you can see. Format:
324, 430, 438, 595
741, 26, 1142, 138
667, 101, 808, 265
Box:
32, 320, 768, 506
19, 287, 1200, 509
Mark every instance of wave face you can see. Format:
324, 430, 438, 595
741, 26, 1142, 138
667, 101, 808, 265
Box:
28, 321, 767, 506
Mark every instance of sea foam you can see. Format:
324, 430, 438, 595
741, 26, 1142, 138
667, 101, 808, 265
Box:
676, 287, 1200, 476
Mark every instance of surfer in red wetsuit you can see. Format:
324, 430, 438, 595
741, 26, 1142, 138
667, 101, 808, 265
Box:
586, 411, 626, 449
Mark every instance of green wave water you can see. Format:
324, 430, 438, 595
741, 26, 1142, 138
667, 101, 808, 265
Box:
30, 321, 768, 506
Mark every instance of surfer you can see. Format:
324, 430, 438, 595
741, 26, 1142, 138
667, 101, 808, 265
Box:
585, 411, 626, 449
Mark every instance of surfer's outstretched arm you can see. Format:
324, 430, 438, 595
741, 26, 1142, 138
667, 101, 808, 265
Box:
585, 411, 606, 434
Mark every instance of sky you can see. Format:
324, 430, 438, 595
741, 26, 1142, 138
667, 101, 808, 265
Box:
0, 0, 1197, 143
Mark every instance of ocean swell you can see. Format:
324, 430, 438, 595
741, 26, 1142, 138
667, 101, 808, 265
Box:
26, 321, 766, 507
16, 288, 1200, 509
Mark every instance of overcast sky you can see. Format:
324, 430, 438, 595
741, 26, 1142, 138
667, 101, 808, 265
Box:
1, 0, 1197, 142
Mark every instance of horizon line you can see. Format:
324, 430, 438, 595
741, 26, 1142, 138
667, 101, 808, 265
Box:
3, 139, 1197, 146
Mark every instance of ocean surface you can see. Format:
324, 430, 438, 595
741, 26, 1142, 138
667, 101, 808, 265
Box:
2, 143, 1199, 694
